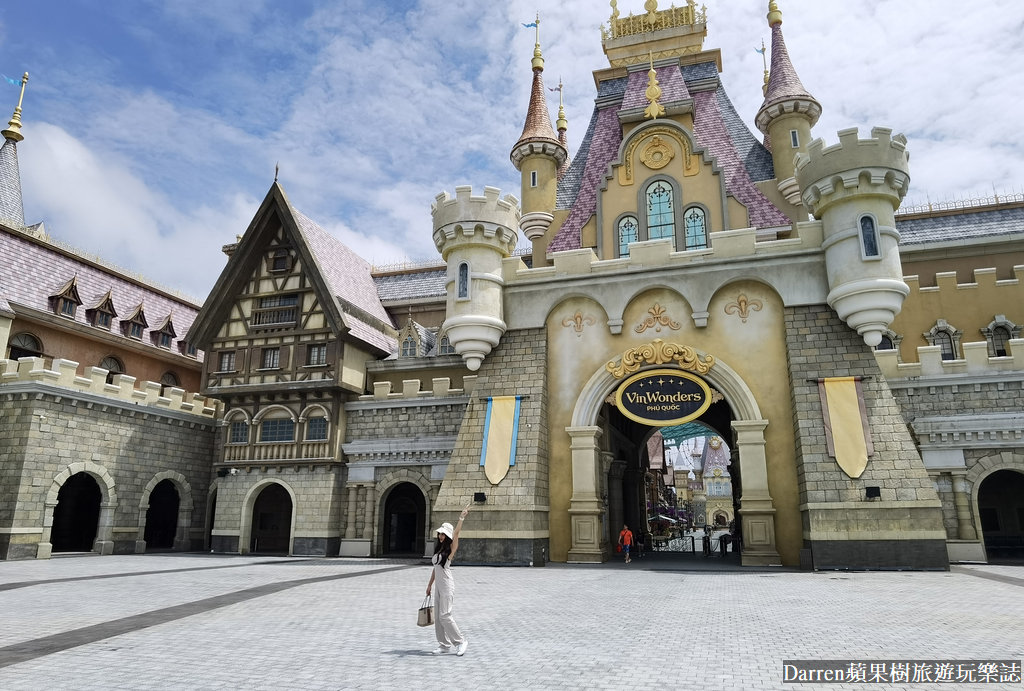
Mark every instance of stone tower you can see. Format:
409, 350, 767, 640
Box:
755, 1, 821, 213
509, 19, 566, 266
431, 186, 520, 371
796, 127, 912, 346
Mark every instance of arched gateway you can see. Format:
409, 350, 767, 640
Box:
566, 339, 779, 566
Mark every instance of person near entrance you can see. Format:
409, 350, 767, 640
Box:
618, 524, 634, 564
426, 504, 471, 656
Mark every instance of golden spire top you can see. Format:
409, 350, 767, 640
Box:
610, 0, 619, 21
645, 0, 659, 26
760, 38, 770, 86
2, 72, 29, 143
643, 51, 665, 120
555, 78, 568, 132
531, 13, 544, 71
767, 0, 783, 27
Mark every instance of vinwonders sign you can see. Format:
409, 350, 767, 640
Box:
614, 368, 712, 426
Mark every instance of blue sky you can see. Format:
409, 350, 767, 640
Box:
2, 1, 1022, 300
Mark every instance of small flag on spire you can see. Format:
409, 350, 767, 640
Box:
754, 46, 766, 55
2, 74, 22, 87
522, 21, 537, 28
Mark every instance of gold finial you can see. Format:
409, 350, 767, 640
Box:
555, 78, 568, 131
644, 51, 665, 120
767, 0, 782, 27
644, 0, 659, 26
610, 0, 619, 21
531, 13, 544, 70
2, 72, 29, 143
760, 38, 769, 85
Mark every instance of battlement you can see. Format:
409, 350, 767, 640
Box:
359, 375, 478, 401
431, 186, 520, 232
0, 357, 219, 418
796, 127, 911, 216
875, 339, 1024, 380
905, 266, 1024, 293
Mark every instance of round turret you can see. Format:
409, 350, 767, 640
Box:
432, 186, 520, 371
795, 126, 912, 346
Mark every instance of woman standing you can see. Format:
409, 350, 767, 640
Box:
426, 504, 470, 656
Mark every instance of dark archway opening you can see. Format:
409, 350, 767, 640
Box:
979, 469, 1024, 562
251, 484, 292, 554
383, 483, 426, 556
206, 489, 218, 550
52, 473, 101, 552
144, 479, 180, 550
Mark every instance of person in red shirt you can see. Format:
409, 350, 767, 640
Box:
618, 524, 633, 564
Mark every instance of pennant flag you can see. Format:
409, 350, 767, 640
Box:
754, 46, 766, 55
2, 74, 22, 87
522, 21, 537, 28
817, 377, 873, 478
480, 396, 522, 485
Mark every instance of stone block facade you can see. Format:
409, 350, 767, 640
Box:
0, 382, 216, 559
785, 305, 947, 569
434, 327, 549, 565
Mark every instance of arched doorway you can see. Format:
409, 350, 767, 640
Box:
250, 484, 292, 554
52, 473, 101, 552
144, 479, 180, 550
978, 469, 1024, 562
382, 483, 426, 556
206, 488, 218, 550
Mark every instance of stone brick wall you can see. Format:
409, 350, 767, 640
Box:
889, 380, 1024, 419
345, 399, 466, 441
435, 327, 549, 564
0, 383, 216, 559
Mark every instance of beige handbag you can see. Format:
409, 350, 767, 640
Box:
417, 596, 434, 627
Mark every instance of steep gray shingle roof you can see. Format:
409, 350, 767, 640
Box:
374, 269, 447, 302
0, 139, 24, 229
897, 205, 1024, 245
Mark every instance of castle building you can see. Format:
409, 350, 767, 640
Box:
2, 2, 1022, 568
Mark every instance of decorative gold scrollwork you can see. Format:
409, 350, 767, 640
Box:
562, 311, 596, 336
640, 135, 674, 170
724, 294, 763, 323
635, 303, 680, 334
606, 338, 715, 378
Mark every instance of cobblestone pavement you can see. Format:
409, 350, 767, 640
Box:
0, 554, 1022, 690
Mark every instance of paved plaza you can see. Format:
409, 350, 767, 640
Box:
0, 553, 1022, 690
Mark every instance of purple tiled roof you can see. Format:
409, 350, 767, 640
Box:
0, 226, 203, 360
692, 90, 791, 229
548, 106, 623, 252
514, 68, 560, 149
290, 208, 396, 354
760, 23, 817, 113
620, 65, 690, 111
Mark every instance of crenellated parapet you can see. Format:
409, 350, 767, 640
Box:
431, 186, 520, 257
0, 357, 219, 418
795, 127, 910, 218
432, 186, 520, 371
361, 375, 478, 401
875, 339, 1024, 380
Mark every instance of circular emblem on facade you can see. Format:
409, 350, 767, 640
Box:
613, 368, 712, 427
640, 135, 675, 170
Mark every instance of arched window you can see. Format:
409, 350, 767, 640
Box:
438, 335, 456, 355
981, 315, 1020, 357
457, 262, 470, 299
617, 215, 638, 257
160, 372, 179, 395
860, 216, 880, 258
401, 336, 417, 357
306, 417, 328, 442
923, 320, 962, 362
7, 332, 42, 360
228, 415, 249, 444
646, 181, 674, 241
100, 356, 125, 385
934, 331, 955, 361
876, 335, 894, 351
259, 410, 295, 443
991, 325, 1012, 357
683, 206, 707, 250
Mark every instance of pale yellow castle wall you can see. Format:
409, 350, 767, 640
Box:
543, 280, 801, 564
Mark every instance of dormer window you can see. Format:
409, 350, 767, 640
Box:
50, 277, 81, 319
401, 336, 417, 357
438, 335, 456, 355
269, 248, 292, 273
86, 290, 118, 331
94, 311, 112, 328
152, 316, 177, 349
121, 304, 148, 341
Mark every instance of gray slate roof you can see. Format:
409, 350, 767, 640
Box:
374, 268, 447, 302
897, 206, 1024, 245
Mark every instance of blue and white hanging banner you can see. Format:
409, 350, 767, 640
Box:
480, 396, 522, 485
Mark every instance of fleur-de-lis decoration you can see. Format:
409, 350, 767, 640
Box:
724, 294, 763, 323
562, 311, 596, 336
635, 303, 681, 333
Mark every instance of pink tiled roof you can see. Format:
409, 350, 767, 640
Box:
514, 68, 560, 149
0, 226, 203, 360
692, 90, 791, 229
289, 208, 396, 354
760, 23, 817, 112
548, 106, 623, 252
620, 65, 690, 111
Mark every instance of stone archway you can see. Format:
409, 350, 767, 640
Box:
239, 480, 296, 555
567, 341, 779, 566
375, 470, 435, 558
137, 471, 194, 553
40, 461, 118, 559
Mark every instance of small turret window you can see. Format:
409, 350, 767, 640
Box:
683, 206, 708, 250
530, 171, 538, 188
617, 216, 638, 257
457, 262, 470, 300
790, 130, 799, 148
860, 216, 880, 258
646, 181, 675, 241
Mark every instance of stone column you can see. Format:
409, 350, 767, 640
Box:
94, 501, 116, 555
607, 459, 626, 551
951, 471, 977, 540
344, 485, 358, 540
361, 485, 375, 541
37, 500, 56, 559
731, 419, 780, 566
567, 426, 603, 563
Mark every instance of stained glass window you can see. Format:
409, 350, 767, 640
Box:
684, 206, 707, 249
646, 181, 674, 241
618, 216, 638, 256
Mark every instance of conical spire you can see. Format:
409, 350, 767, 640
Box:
510, 15, 565, 170
0, 72, 29, 229
755, 2, 820, 134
